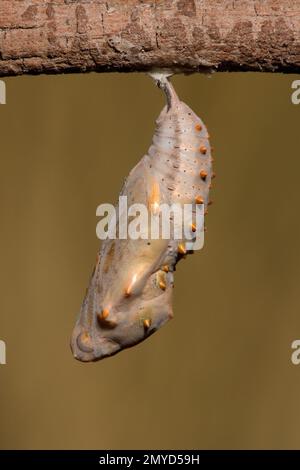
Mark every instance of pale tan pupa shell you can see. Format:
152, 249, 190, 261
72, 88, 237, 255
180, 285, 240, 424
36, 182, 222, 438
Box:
71, 74, 214, 361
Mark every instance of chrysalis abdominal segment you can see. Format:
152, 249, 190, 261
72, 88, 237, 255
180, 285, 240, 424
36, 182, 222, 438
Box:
71, 74, 214, 362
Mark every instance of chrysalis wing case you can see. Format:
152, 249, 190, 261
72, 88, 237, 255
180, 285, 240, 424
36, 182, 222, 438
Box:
71, 73, 214, 362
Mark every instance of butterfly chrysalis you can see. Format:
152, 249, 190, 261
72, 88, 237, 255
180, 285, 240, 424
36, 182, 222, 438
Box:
71, 73, 214, 361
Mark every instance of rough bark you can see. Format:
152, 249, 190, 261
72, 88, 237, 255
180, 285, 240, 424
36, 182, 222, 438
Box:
0, 0, 299, 77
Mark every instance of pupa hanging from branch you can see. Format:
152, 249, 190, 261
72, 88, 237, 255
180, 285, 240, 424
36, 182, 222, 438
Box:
71, 73, 214, 362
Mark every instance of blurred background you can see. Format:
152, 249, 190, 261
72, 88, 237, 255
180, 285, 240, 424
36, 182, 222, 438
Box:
0, 72, 299, 449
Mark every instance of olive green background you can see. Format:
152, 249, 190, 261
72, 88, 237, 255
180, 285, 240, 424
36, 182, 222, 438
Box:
0, 72, 299, 449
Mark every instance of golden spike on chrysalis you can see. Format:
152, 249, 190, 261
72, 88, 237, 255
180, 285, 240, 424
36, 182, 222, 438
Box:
143, 318, 151, 330
191, 223, 197, 232
178, 243, 186, 255
97, 309, 117, 329
98, 309, 109, 320
162, 265, 169, 273
195, 195, 204, 205
200, 170, 208, 180
81, 332, 91, 345
125, 273, 138, 298
157, 271, 166, 290
148, 180, 160, 215
124, 287, 131, 298
199, 146, 207, 155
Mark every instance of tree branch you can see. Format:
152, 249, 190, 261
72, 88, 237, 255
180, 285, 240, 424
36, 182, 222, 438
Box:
0, 0, 299, 77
